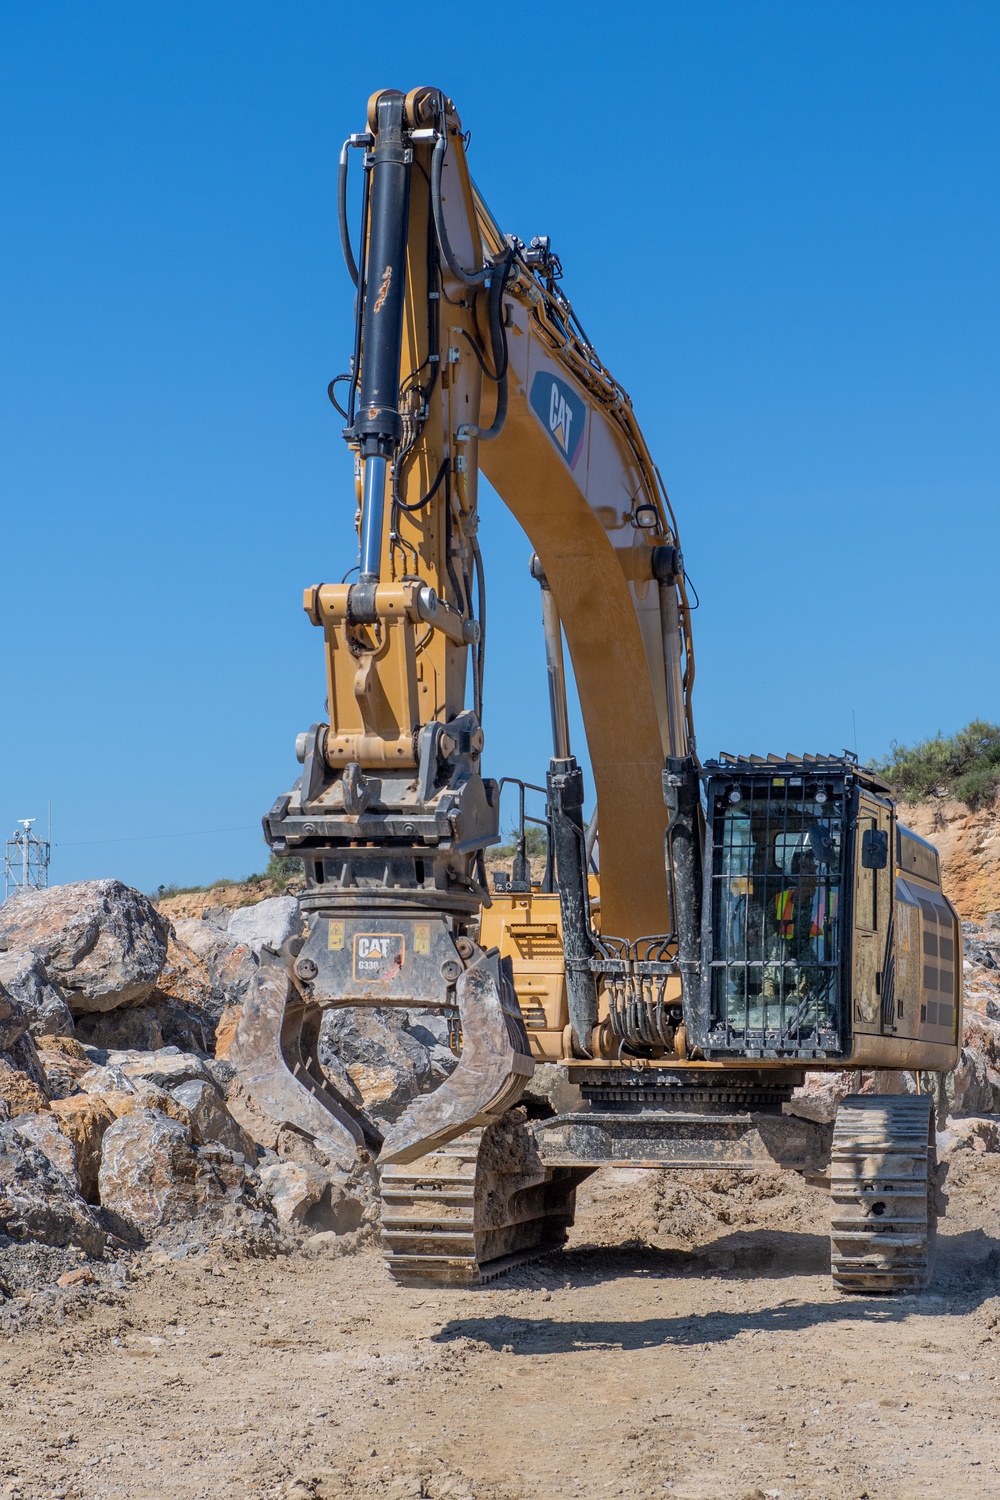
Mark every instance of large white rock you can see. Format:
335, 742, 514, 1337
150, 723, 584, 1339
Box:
13, 1109, 80, 1187
105, 1045, 213, 1091
170, 1078, 255, 1159
0, 1121, 105, 1254
171, 918, 259, 1012
318, 1006, 456, 1126
257, 1159, 331, 1224
98, 1108, 226, 1234
226, 897, 302, 957
0, 950, 74, 1037
0, 880, 167, 1014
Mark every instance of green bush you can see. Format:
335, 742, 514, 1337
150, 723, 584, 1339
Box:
265, 854, 305, 892
493, 823, 550, 860
873, 720, 1000, 808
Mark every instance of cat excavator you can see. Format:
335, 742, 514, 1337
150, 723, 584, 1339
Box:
231, 86, 962, 1293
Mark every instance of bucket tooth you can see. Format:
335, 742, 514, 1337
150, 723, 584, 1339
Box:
379, 952, 534, 1165
229, 957, 381, 1169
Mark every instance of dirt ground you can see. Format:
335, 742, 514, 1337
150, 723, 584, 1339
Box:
2, 1154, 999, 1500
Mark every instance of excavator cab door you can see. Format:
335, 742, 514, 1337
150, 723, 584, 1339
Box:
850, 792, 895, 1036
697, 766, 847, 1058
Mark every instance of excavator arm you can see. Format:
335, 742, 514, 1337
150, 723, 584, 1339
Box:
232, 86, 698, 1169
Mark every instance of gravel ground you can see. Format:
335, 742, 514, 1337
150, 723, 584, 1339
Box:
0, 1154, 998, 1500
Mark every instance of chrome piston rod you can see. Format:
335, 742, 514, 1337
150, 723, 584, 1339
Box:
359, 455, 388, 582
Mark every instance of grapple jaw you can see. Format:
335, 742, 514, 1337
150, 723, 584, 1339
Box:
379, 950, 534, 1164
228, 952, 383, 1170
229, 938, 533, 1170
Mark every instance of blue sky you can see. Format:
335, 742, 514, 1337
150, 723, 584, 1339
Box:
2, 2, 997, 893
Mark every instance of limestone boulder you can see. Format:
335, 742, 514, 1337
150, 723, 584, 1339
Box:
171, 919, 259, 1014
257, 1159, 331, 1224
76, 1062, 139, 1095
0, 880, 168, 1014
212, 1072, 281, 1152
170, 1078, 255, 1159
150, 927, 213, 1011
966, 928, 1000, 972
789, 1068, 921, 1124
952, 1015, 1000, 1115
104, 1045, 213, 1092
319, 1006, 454, 1125
213, 1003, 242, 1061
97, 1108, 226, 1235
0, 950, 74, 1037
0, 1066, 50, 1117
0, 979, 30, 1051
35, 1035, 92, 1099
100, 1082, 192, 1127
13, 1110, 79, 1187
0, 1121, 105, 1255
937, 1115, 1000, 1156
963, 919, 1000, 1024
0, 1022, 51, 1118
139, 926, 221, 1052
75, 1004, 165, 1053
50, 1093, 116, 1202
226, 896, 303, 957
74, 996, 212, 1055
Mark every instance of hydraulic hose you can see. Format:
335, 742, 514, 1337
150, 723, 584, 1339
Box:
338, 138, 360, 288
471, 531, 486, 723
430, 133, 492, 288
459, 257, 512, 443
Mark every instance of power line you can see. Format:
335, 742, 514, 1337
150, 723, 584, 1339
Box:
56, 825, 261, 849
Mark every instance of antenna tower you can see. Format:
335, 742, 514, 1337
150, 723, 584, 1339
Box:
4, 818, 50, 901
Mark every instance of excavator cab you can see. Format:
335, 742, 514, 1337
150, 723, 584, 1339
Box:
696, 758, 849, 1058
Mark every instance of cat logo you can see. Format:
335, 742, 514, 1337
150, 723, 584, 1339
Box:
529, 371, 586, 470
353, 932, 405, 984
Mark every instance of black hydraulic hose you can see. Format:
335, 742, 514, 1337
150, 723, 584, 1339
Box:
461, 256, 511, 443
429, 133, 491, 288
442, 474, 468, 620
346, 167, 370, 426
392, 454, 449, 513
457, 328, 502, 380
338, 138, 360, 288
472, 531, 486, 723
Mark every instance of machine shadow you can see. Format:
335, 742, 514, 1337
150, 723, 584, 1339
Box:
433, 1231, 1000, 1354
563, 1229, 832, 1281
432, 1297, 910, 1354
428, 1227, 1000, 1356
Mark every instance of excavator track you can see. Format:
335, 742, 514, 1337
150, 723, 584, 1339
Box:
380, 1110, 591, 1286
830, 1094, 937, 1294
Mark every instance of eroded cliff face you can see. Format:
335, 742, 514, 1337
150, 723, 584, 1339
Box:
898, 799, 1000, 921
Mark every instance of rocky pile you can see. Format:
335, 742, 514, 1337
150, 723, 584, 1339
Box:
4, 870, 1000, 1279
0, 881, 460, 1277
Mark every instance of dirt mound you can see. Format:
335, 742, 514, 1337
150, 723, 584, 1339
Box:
155, 880, 289, 922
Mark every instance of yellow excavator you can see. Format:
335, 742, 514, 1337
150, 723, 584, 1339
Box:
231, 86, 962, 1293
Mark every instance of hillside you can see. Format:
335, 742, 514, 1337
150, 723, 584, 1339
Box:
899, 798, 1000, 921
875, 721, 1000, 920
156, 877, 289, 922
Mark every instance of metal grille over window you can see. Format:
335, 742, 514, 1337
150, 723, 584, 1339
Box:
706, 770, 845, 1056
